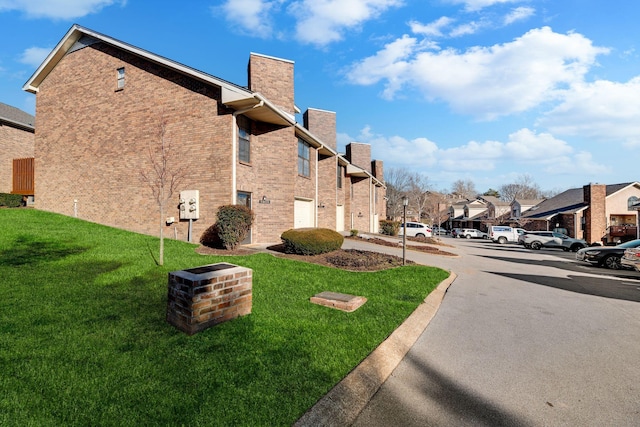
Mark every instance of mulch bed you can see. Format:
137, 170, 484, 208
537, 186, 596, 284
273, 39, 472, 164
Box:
348, 236, 457, 257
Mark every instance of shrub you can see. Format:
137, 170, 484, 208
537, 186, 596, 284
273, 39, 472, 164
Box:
200, 205, 254, 250
281, 228, 344, 255
350, 229, 358, 237
379, 220, 400, 236
0, 193, 23, 208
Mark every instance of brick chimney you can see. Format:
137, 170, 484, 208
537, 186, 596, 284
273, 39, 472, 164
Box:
248, 53, 295, 115
303, 108, 336, 151
583, 183, 606, 244
346, 142, 371, 173
371, 160, 384, 181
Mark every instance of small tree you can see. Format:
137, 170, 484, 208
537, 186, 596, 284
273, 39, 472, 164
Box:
140, 114, 185, 266
214, 205, 254, 250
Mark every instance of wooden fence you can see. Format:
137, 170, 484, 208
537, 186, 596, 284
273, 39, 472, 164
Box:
12, 157, 34, 195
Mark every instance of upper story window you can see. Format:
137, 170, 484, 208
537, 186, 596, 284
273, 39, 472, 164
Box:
337, 165, 343, 189
628, 196, 639, 210
298, 138, 310, 177
116, 67, 125, 90
238, 118, 251, 164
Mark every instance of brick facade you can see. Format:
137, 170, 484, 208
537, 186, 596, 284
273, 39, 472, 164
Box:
0, 118, 34, 194
346, 143, 372, 173
26, 25, 386, 244
303, 108, 336, 151
583, 183, 607, 243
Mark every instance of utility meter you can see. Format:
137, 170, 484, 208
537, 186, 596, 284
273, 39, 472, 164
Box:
179, 190, 199, 220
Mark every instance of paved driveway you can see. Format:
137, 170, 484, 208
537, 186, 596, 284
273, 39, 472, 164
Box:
346, 237, 640, 426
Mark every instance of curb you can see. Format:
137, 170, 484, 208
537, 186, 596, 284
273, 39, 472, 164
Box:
294, 271, 457, 427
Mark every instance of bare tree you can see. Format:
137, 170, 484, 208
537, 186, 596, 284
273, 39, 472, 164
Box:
499, 174, 543, 202
423, 190, 449, 227
385, 167, 412, 220
451, 179, 477, 200
407, 173, 432, 222
140, 114, 185, 266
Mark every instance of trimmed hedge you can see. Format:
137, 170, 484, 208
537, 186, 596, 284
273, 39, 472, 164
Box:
379, 220, 400, 236
200, 204, 254, 250
0, 193, 23, 208
281, 228, 344, 255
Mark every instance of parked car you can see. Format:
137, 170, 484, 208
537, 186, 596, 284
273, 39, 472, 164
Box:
432, 226, 449, 235
459, 228, 488, 239
521, 231, 587, 252
399, 222, 432, 238
451, 228, 462, 238
489, 226, 525, 244
621, 247, 640, 271
576, 239, 640, 269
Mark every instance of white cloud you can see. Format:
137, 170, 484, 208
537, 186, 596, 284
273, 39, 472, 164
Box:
409, 17, 454, 38
446, 0, 524, 12
219, 0, 281, 38
0, 0, 122, 19
19, 46, 50, 67
503, 6, 534, 25
538, 77, 640, 147
289, 0, 403, 46
346, 27, 609, 119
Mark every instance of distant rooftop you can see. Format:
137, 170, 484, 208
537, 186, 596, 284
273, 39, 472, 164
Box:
0, 102, 35, 130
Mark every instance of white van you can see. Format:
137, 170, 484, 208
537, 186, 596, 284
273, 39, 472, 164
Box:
489, 226, 525, 244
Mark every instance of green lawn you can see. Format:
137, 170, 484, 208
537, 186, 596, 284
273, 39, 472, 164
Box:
0, 209, 449, 426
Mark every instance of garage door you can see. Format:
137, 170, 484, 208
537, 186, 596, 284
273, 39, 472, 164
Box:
294, 199, 314, 229
336, 205, 345, 232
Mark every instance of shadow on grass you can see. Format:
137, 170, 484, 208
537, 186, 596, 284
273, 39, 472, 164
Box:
0, 235, 89, 266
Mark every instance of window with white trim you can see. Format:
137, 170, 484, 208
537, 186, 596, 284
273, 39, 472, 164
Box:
116, 67, 125, 90
298, 138, 310, 177
238, 118, 251, 164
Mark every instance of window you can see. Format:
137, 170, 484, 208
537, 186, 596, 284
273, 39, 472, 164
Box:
298, 138, 310, 177
628, 196, 639, 210
238, 122, 250, 164
337, 165, 343, 189
116, 67, 125, 89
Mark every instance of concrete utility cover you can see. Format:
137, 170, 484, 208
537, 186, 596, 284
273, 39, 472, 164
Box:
310, 291, 367, 312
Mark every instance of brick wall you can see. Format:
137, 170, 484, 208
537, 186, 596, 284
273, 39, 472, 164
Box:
317, 154, 337, 229
0, 124, 34, 193
584, 183, 606, 243
303, 108, 336, 151
350, 176, 370, 232
248, 54, 294, 115
371, 160, 383, 181
35, 42, 235, 242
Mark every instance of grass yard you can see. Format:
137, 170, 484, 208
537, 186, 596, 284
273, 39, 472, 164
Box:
0, 209, 449, 426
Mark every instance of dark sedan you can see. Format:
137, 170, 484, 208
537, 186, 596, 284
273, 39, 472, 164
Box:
576, 239, 640, 269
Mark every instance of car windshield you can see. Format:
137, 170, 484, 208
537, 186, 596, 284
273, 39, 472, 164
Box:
617, 239, 640, 248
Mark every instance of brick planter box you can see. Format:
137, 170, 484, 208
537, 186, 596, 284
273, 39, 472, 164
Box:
167, 263, 252, 335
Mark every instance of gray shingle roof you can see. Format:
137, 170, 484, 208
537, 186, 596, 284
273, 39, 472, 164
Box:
522, 183, 635, 219
0, 102, 35, 129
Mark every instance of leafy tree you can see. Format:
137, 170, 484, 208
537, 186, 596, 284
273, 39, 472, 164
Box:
483, 188, 500, 198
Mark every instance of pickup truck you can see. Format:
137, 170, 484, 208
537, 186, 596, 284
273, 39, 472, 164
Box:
489, 226, 525, 244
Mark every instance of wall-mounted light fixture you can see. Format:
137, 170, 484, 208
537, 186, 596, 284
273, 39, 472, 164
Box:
259, 195, 271, 204
318, 201, 326, 208
358, 212, 363, 218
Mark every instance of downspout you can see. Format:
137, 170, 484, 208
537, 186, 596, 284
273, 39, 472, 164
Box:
231, 100, 263, 204
315, 149, 319, 227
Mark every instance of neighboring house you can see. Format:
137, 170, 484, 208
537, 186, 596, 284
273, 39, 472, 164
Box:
0, 102, 35, 198
447, 200, 468, 230
520, 182, 640, 244
23, 25, 385, 244
462, 199, 489, 230
481, 195, 512, 226
511, 199, 544, 219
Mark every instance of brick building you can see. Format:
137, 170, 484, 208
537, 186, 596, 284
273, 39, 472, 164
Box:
23, 25, 385, 244
0, 102, 35, 197
519, 182, 640, 244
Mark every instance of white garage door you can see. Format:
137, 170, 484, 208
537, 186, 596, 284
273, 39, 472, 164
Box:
294, 199, 314, 229
336, 205, 345, 232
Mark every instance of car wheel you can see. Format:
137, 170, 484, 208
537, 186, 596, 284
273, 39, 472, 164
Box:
416, 233, 425, 238
530, 241, 542, 250
562, 247, 569, 252
604, 255, 622, 270
498, 237, 507, 244
570, 244, 583, 252
465, 234, 471, 239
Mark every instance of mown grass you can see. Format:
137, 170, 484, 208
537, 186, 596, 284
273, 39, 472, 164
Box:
0, 209, 449, 426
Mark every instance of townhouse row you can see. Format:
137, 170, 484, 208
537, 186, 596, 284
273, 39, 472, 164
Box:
18, 24, 385, 244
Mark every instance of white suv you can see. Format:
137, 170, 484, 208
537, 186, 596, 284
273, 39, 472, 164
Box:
459, 228, 487, 239
399, 222, 432, 238
521, 231, 587, 252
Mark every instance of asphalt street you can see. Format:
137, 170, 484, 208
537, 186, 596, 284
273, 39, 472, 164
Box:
344, 236, 640, 426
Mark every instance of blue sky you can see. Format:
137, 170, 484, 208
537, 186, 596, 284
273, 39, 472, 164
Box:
1, 0, 639, 194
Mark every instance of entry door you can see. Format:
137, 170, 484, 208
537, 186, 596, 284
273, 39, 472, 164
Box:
294, 199, 314, 229
237, 191, 252, 244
